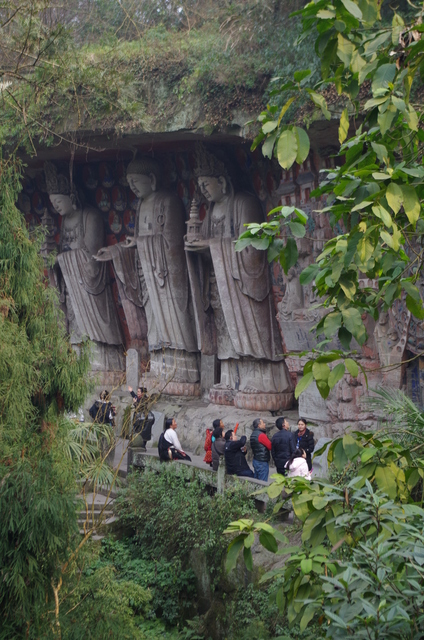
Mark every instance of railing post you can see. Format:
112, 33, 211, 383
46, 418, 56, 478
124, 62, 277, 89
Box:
217, 462, 225, 494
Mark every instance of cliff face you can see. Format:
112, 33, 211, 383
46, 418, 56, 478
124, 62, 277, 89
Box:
3, 1, 319, 153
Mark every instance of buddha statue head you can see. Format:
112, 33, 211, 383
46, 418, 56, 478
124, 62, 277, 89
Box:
44, 161, 79, 216
194, 144, 231, 204
126, 157, 162, 200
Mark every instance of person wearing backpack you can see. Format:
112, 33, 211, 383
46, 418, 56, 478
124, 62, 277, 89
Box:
128, 385, 155, 450
89, 390, 115, 425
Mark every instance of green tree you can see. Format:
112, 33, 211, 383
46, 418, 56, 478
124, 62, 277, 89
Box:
0, 155, 94, 637
237, 0, 424, 399
225, 421, 424, 637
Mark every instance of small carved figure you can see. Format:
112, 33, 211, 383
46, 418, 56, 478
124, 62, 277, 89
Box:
278, 267, 303, 321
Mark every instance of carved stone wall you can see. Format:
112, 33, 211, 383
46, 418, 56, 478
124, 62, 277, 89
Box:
19, 140, 414, 428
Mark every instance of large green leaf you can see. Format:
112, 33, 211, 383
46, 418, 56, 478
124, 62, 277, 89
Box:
340, 0, 363, 20
386, 182, 403, 214
339, 108, 349, 144
406, 295, 424, 320
262, 132, 277, 159
226, 535, 245, 573
372, 204, 392, 228
259, 531, 279, 553
300, 605, 316, 632
294, 126, 310, 164
289, 221, 306, 238
361, 447, 378, 463
374, 465, 397, 499
401, 185, 420, 226
333, 438, 349, 471
328, 362, 345, 388
300, 263, 320, 285
342, 434, 362, 459
251, 237, 270, 250
339, 276, 356, 300
312, 361, 330, 381
405, 105, 418, 132
371, 63, 396, 95
295, 372, 314, 400
345, 358, 359, 377
280, 237, 298, 274
262, 120, 278, 134
307, 89, 331, 119
324, 311, 342, 339
300, 558, 313, 574
244, 531, 255, 548
342, 308, 367, 345
276, 129, 297, 170
401, 281, 421, 303
378, 106, 396, 135
337, 33, 356, 66
358, 0, 379, 25
243, 546, 253, 571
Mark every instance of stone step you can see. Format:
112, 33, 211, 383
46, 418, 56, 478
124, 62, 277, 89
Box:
78, 515, 117, 527
79, 530, 105, 541
97, 485, 118, 499
77, 510, 113, 520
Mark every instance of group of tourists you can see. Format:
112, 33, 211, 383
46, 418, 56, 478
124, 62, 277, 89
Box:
157, 414, 313, 481
90, 387, 314, 482
205, 416, 314, 482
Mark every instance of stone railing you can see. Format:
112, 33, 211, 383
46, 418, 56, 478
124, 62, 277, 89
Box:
128, 448, 274, 513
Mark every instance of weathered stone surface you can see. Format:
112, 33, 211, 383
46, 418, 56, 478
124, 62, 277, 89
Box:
298, 381, 331, 426
126, 349, 139, 393
234, 390, 293, 412
44, 161, 125, 377
186, 144, 293, 411
19, 146, 412, 439
94, 242, 149, 358
127, 157, 200, 392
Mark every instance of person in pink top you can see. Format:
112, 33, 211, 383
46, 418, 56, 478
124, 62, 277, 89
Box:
285, 448, 311, 480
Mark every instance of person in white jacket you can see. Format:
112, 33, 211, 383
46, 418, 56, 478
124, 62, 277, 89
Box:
285, 448, 311, 480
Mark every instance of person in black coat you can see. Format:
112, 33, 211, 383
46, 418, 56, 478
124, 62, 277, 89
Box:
295, 417, 315, 471
271, 416, 296, 475
224, 430, 254, 478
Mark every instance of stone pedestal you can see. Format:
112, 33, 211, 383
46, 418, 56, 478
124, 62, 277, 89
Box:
209, 388, 293, 411
209, 387, 235, 406
234, 391, 293, 412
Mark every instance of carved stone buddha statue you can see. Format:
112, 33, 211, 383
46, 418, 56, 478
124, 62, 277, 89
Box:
125, 157, 200, 395
44, 162, 124, 375
185, 145, 293, 411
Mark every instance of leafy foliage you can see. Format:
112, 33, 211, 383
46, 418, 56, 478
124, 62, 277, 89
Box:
115, 466, 256, 580
0, 152, 94, 635
236, 0, 424, 399
225, 422, 424, 638
0, 1, 320, 150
